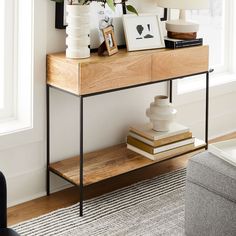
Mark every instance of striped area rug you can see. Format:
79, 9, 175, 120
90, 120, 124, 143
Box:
13, 168, 186, 236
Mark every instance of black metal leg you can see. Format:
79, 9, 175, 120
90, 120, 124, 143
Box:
46, 85, 50, 196
169, 80, 173, 103
205, 72, 209, 149
80, 96, 84, 216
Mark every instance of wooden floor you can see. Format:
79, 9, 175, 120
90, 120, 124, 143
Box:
8, 132, 236, 226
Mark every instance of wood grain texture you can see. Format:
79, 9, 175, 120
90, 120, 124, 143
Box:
8, 149, 202, 226
49, 141, 206, 186
152, 46, 209, 81
47, 55, 80, 95
46, 46, 209, 95
80, 54, 152, 95
167, 31, 197, 40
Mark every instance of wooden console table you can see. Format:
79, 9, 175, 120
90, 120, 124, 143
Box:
46, 46, 209, 216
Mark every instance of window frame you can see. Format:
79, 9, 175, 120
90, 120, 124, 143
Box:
0, 0, 33, 135
0, 0, 5, 109
175, 0, 236, 101
0, 0, 16, 119
0, 0, 46, 151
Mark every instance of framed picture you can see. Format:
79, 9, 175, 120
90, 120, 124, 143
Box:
102, 26, 118, 56
123, 14, 165, 52
54, 2, 167, 50
160, 8, 168, 21
55, 2, 66, 29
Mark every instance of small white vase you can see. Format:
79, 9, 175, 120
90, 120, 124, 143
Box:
66, 5, 90, 59
146, 95, 177, 132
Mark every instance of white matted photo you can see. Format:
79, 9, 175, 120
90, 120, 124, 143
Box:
123, 14, 165, 52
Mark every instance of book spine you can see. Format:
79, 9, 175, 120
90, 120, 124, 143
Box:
127, 136, 195, 154
129, 127, 190, 141
127, 136, 154, 154
165, 40, 176, 49
127, 144, 155, 160
175, 41, 203, 48
129, 131, 192, 147
154, 138, 194, 153
127, 143, 195, 161
165, 39, 203, 49
154, 132, 193, 146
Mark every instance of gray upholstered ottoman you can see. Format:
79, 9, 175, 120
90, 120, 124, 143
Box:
185, 152, 236, 236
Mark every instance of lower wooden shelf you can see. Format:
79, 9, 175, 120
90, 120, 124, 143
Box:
49, 140, 206, 186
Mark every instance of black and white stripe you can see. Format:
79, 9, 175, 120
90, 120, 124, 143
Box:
13, 168, 186, 236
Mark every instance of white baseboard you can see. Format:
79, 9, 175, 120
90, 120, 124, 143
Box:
7, 168, 72, 207
209, 129, 236, 141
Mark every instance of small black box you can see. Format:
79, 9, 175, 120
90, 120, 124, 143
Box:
165, 38, 203, 49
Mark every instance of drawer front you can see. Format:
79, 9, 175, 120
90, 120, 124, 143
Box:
152, 46, 209, 81
80, 54, 152, 95
47, 56, 80, 95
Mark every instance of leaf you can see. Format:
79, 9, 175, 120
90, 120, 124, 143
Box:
126, 5, 138, 15
106, 0, 115, 12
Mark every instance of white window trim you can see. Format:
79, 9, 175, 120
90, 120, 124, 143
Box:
0, 0, 33, 135
0, 0, 4, 109
173, 73, 236, 106
0, 0, 15, 119
174, 0, 236, 106
0, 0, 45, 150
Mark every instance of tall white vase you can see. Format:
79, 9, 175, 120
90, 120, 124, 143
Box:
146, 96, 177, 132
66, 5, 90, 59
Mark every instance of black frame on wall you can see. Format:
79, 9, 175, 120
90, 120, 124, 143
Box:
54, 1, 168, 29
55, 2, 66, 29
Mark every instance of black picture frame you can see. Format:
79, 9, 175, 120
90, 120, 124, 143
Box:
54, 1, 168, 29
160, 8, 168, 21
55, 2, 66, 29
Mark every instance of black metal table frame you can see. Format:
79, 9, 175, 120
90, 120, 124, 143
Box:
46, 70, 211, 216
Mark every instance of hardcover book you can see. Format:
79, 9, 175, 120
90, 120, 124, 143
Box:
127, 139, 205, 161
128, 131, 192, 147
127, 136, 195, 154
129, 123, 190, 141
127, 143, 194, 161
164, 37, 203, 49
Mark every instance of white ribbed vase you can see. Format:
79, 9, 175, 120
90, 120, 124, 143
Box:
66, 5, 90, 59
146, 96, 177, 132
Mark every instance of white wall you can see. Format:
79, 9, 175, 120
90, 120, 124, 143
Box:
0, 0, 235, 207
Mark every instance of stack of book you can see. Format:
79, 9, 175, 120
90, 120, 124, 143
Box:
127, 123, 196, 161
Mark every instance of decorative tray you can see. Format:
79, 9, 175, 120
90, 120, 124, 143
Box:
209, 138, 236, 167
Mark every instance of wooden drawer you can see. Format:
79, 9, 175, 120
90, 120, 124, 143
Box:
80, 54, 152, 95
151, 46, 209, 81
47, 46, 209, 96
47, 55, 80, 95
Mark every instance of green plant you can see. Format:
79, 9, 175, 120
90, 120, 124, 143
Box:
51, 0, 138, 15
